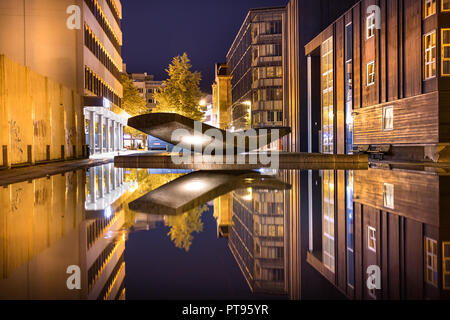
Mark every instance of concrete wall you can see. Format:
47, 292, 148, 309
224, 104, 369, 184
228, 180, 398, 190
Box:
0, 55, 86, 167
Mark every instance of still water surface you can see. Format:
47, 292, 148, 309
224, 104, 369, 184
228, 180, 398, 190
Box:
0, 164, 448, 300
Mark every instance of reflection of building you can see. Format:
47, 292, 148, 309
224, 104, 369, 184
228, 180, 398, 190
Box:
213, 194, 233, 238
212, 64, 232, 130
227, 7, 286, 132
229, 188, 286, 295
130, 73, 164, 112
305, 0, 450, 161
307, 168, 450, 300
0, 164, 130, 299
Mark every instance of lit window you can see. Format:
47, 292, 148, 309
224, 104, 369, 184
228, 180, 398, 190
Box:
424, 31, 437, 80
382, 106, 394, 131
443, 242, 450, 290
425, 237, 438, 287
367, 13, 376, 39
367, 61, 376, 86
442, 29, 450, 76
383, 183, 394, 210
368, 226, 376, 253
442, 0, 450, 11
424, 0, 436, 18
322, 170, 335, 273
322, 37, 334, 154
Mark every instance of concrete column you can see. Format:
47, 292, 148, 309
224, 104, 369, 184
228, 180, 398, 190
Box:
111, 166, 116, 190
89, 111, 95, 156
89, 167, 96, 203
98, 165, 104, 199
105, 118, 110, 153
99, 114, 104, 154
111, 120, 116, 151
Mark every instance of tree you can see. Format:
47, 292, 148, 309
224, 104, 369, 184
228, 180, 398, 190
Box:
121, 74, 147, 116
165, 205, 208, 252
153, 53, 204, 121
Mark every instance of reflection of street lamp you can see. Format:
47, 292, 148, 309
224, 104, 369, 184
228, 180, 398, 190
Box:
200, 99, 206, 107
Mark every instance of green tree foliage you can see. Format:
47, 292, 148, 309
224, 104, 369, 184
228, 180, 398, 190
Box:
153, 53, 204, 121
165, 205, 208, 252
121, 74, 147, 117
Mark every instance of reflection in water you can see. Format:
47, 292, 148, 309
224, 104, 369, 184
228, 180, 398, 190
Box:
0, 165, 449, 300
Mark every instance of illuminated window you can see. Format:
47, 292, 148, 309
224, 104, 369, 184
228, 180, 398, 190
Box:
424, 31, 437, 80
424, 0, 436, 18
383, 183, 395, 210
367, 61, 376, 86
444, 242, 450, 290
322, 170, 335, 273
442, 29, 450, 76
367, 13, 376, 39
368, 226, 377, 253
321, 37, 334, 154
382, 106, 394, 131
442, 0, 450, 11
425, 237, 438, 287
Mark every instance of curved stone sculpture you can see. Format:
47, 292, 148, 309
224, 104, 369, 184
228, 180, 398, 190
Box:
127, 113, 291, 154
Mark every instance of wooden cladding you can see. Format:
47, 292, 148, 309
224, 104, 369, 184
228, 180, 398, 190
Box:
354, 92, 439, 145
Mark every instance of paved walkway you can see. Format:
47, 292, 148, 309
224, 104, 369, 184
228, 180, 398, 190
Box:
0, 158, 113, 187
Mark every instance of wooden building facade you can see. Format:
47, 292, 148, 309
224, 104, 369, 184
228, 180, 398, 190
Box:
305, 0, 450, 161
307, 167, 450, 299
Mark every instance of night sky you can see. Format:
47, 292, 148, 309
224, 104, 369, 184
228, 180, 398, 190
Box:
122, 0, 288, 92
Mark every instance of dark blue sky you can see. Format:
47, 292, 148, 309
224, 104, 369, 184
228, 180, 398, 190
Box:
122, 0, 288, 92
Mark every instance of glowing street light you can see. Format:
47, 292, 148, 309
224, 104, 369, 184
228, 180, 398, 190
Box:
200, 99, 206, 107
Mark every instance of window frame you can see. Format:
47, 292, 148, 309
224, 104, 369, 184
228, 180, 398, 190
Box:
367, 61, 376, 87
368, 226, 377, 253
424, 0, 437, 19
423, 30, 437, 80
366, 13, 376, 40
442, 0, 450, 12
424, 237, 438, 287
382, 106, 394, 131
383, 183, 395, 210
443, 242, 450, 290
441, 29, 450, 76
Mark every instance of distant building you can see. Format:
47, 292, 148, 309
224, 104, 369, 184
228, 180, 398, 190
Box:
200, 94, 214, 126
129, 73, 164, 112
226, 7, 286, 132
212, 63, 232, 130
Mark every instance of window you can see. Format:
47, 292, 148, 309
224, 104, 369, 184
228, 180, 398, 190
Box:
383, 183, 395, 209
367, 13, 376, 39
443, 242, 450, 290
442, 29, 450, 76
322, 170, 335, 273
424, 0, 436, 18
322, 37, 334, 154
345, 23, 354, 154
368, 226, 377, 253
367, 61, 376, 86
382, 106, 394, 131
425, 237, 438, 287
346, 171, 355, 288
424, 31, 437, 79
443, 0, 450, 11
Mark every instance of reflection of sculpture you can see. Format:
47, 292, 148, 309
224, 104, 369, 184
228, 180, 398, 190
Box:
128, 171, 291, 215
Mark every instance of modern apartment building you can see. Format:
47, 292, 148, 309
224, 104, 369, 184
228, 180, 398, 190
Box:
0, 0, 126, 162
227, 7, 286, 132
130, 72, 164, 112
305, 0, 450, 161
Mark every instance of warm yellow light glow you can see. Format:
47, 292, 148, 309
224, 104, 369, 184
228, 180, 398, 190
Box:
200, 99, 206, 107
243, 100, 252, 107
181, 135, 211, 145
242, 188, 253, 201
183, 180, 207, 191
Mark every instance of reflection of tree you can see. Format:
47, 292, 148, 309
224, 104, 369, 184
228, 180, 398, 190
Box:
165, 205, 208, 252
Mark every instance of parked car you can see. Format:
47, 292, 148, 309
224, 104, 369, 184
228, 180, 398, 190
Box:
147, 135, 172, 152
